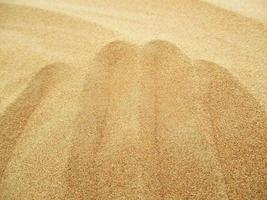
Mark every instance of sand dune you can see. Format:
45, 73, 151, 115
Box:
65, 40, 266, 199
0, 63, 65, 179
0, 0, 266, 199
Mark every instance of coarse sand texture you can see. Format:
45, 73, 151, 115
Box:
0, 0, 266, 199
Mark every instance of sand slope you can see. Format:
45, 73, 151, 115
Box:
0, 63, 65, 179
0, 0, 266, 199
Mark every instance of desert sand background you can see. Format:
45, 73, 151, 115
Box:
0, 0, 266, 199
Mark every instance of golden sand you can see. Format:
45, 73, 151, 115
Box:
0, 0, 266, 199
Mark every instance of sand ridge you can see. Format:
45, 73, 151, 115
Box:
195, 60, 267, 200
0, 0, 267, 199
0, 63, 66, 180
63, 40, 266, 199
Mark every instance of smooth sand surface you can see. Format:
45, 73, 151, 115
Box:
0, 0, 266, 199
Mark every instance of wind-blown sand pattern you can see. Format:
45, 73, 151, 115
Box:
0, 0, 266, 199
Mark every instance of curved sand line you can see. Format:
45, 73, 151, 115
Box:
194, 60, 267, 200
0, 2, 114, 33
0, 63, 65, 182
64, 40, 266, 199
0, 2, 117, 64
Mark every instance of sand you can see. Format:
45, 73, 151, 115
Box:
0, 0, 266, 199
